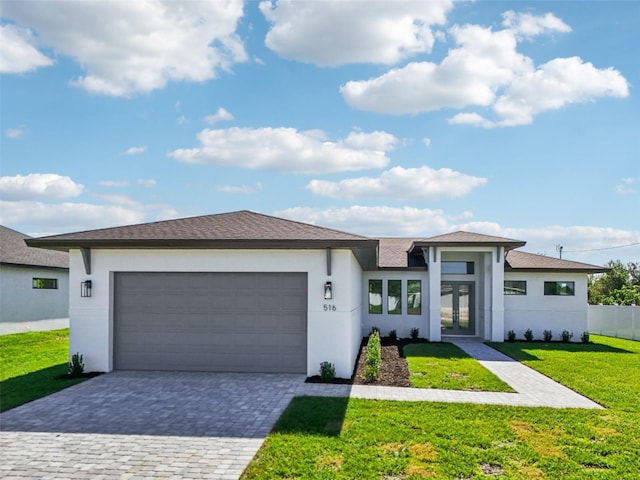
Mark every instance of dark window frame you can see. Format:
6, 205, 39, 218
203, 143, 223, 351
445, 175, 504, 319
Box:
368, 279, 383, 314
407, 279, 422, 315
442, 261, 475, 275
387, 280, 402, 315
504, 280, 527, 295
544, 281, 575, 296
32, 278, 58, 290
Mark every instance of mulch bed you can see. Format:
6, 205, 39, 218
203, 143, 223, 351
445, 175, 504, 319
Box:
307, 337, 421, 387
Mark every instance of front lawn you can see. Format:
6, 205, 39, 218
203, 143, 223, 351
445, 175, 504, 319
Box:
243, 335, 640, 479
0, 328, 87, 412
404, 342, 513, 392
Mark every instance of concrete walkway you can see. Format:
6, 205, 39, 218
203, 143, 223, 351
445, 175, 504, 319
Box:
0, 318, 69, 335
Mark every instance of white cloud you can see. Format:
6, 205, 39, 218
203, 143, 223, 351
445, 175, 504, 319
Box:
137, 179, 157, 188
306, 166, 487, 201
502, 11, 571, 39
168, 127, 397, 173
423, 138, 432, 147
216, 182, 262, 195
0, 200, 145, 232
260, 0, 453, 66
0, 173, 84, 200
124, 146, 146, 155
2, 0, 247, 96
276, 206, 454, 237
99, 180, 129, 188
341, 13, 628, 126
274, 206, 640, 265
0, 24, 54, 73
177, 115, 189, 125
5, 127, 25, 139
615, 177, 638, 195
204, 107, 234, 125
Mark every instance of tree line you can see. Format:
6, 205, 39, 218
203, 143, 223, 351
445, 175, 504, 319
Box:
588, 260, 640, 305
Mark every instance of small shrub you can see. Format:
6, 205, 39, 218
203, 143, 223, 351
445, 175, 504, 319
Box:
543, 330, 553, 342
370, 326, 380, 336
364, 330, 381, 383
388, 329, 397, 341
68, 352, 85, 377
524, 329, 534, 342
561, 330, 573, 343
319, 361, 336, 382
410, 327, 420, 340
507, 330, 516, 342
581, 331, 590, 344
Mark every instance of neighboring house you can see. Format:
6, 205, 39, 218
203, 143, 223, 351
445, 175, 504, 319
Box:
26, 211, 606, 377
1, 226, 69, 324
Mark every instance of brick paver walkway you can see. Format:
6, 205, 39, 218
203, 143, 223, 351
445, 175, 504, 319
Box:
0, 341, 601, 479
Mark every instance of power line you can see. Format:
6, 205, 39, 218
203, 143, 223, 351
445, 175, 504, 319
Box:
563, 242, 640, 253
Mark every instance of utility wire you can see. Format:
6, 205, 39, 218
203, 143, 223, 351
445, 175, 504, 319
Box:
563, 242, 640, 253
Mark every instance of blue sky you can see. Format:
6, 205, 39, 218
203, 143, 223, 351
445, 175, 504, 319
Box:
1, 0, 638, 266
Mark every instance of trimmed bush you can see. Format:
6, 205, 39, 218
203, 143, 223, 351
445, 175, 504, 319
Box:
319, 361, 336, 382
388, 329, 397, 341
68, 352, 85, 378
561, 330, 574, 343
364, 331, 381, 383
524, 329, 534, 342
410, 327, 420, 340
543, 330, 553, 342
581, 331, 590, 344
370, 326, 380, 336
507, 330, 516, 342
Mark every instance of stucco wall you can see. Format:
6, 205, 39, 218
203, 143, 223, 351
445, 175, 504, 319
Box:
68, 248, 362, 377
504, 272, 588, 341
0, 265, 69, 323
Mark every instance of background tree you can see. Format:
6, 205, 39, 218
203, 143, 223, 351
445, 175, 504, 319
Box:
589, 260, 640, 305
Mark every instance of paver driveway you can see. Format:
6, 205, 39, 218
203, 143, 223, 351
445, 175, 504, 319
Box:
0, 371, 312, 479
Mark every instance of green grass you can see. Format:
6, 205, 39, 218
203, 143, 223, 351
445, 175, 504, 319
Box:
404, 342, 513, 392
243, 335, 640, 479
0, 328, 87, 412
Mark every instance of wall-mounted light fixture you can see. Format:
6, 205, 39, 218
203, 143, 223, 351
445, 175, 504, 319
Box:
324, 281, 332, 300
81, 280, 92, 298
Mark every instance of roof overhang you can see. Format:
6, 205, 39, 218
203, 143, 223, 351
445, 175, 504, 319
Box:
409, 239, 526, 254
505, 266, 610, 274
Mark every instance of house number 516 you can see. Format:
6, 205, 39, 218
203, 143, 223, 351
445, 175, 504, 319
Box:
323, 304, 337, 311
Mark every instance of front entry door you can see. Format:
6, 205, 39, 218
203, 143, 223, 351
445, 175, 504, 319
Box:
441, 282, 475, 335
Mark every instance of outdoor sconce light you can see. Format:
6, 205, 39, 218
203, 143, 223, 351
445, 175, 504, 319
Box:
81, 280, 92, 298
324, 281, 333, 300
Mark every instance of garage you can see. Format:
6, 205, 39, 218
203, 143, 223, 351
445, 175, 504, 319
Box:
113, 272, 308, 373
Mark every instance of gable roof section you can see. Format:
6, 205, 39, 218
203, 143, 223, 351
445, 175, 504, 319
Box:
1, 225, 68, 269
505, 250, 607, 273
411, 231, 526, 250
25, 210, 377, 251
378, 238, 417, 269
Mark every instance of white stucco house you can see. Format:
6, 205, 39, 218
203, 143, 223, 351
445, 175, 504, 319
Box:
26, 211, 606, 377
1, 226, 69, 325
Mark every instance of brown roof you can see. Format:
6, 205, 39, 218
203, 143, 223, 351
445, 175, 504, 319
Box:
0, 226, 68, 269
505, 250, 607, 273
378, 238, 416, 268
412, 231, 526, 249
26, 210, 376, 250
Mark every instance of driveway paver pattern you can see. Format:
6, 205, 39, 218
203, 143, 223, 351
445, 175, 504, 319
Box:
1, 341, 602, 479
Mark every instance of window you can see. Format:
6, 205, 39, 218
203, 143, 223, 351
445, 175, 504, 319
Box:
442, 261, 474, 274
32, 278, 58, 289
544, 281, 575, 296
504, 280, 527, 295
407, 280, 421, 315
388, 280, 402, 314
368, 280, 382, 314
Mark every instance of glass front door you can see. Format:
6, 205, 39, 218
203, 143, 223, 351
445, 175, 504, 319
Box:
441, 281, 475, 335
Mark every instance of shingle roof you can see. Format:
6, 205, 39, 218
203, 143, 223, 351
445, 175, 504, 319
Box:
413, 231, 526, 248
378, 238, 416, 268
0, 226, 68, 269
505, 250, 607, 273
26, 210, 375, 250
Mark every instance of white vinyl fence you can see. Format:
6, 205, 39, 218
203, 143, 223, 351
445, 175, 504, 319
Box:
588, 305, 640, 341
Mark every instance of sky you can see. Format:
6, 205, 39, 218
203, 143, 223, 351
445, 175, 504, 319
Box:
1, 0, 638, 267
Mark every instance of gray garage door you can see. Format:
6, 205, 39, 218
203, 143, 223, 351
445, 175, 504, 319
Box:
114, 272, 307, 373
